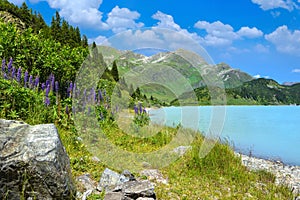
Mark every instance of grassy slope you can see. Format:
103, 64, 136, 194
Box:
0, 77, 296, 199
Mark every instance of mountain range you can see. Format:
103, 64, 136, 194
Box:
96, 46, 300, 105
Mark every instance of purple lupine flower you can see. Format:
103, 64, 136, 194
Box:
4, 73, 8, 79
45, 84, 50, 97
41, 83, 46, 91
134, 105, 138, 114
138, 102, 142, 114
50, 73, 55, 89
29, 75, 33, 87
55, 81, 59, 93
68, 81, 73, 97
24, 70, 28, 87
143, 109, 147, 114
44, 97, 50, 106
7, 58, 12, 74
34, 76, 39, 87
1, 59, 5, 73
16, 67, 22, 82
46, 79, 50, 87
11, 67, 16, 79
98, 90, 103, 101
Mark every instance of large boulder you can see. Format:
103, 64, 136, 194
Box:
0, 119, 76, 199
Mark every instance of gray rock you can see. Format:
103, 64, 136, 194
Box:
0, 119, 76, 200
97, 168, 131, 192
140, 169, 168, 184
104, 192, 124, 200
122, 180, 156, 199
76, 174, 96, 191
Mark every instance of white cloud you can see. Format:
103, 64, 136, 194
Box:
254, 44, 269, 53
253, 74, 261, 78
194, 21, 263, 47
194, 20, 238, 46
265, 25, 300, 55
237, 27, 263, 38
251, 0, 298, 11
254, 74, 270, 79
152, 11, 181, 31
292, 69, 300, 73
106, 6, 144, 33
88, 35, 108, 45
14, 0, 109, 29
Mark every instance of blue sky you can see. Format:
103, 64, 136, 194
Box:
7, 0, 300, 83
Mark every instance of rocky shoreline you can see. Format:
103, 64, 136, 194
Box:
236, 153, 300, 196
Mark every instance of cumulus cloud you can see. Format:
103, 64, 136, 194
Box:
237, 27, 263, 38
194, 21, 263, 46
8, 0, 109, 29
152, 11, 181, 31
251, 0, 298, 11
265, 25, 300, 55
292, 69, 300, 73
194, 20, 238, 46
106, 6, 144, 33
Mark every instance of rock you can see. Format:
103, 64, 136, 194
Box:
104, 192, 124, 200
98, 168, 156, 199
76, 174, 96, 191
236, 152, 300, 195
122, 180, 156, 199
76, 174, 97, 200
0, 119, 76, 199
97, 168, 131, 192
140, 169, 168, 184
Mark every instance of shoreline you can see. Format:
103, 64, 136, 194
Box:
235, 152, 300, 195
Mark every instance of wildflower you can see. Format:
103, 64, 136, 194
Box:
16, 67, 22, 82
29, 75, 33, 87
24, 70, 28, 87
1, 59, 5, 73
134, 105, 138, 114
50, 74, 55, 90
7, 58, 12, 74
45, 84, 50, 97
55, 81, 59, 93
41, 83, 46, 91
44, 97, 50, 106
68, 81, 73, 97
11, 67, 16, 79
4, 73, 8, 79
46, 79, 50, 87
138, 102, 143, 114
98, 90, 103, 101
34, 76, 39, 87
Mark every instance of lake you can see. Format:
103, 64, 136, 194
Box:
149, 106, 300, 165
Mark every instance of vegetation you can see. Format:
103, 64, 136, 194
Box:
0, 1, 298, 199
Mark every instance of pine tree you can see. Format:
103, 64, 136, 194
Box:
111, 60, 119, 82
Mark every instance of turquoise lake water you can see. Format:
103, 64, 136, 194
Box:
149, 106, 300, 165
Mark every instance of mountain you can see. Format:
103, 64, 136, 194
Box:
227, 78, 300, 105
98, 46, 253, 89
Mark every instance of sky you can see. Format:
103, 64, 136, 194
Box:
7, 0, 300, 83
